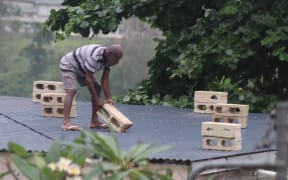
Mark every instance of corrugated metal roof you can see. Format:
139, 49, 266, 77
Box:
0, 96, 275, 162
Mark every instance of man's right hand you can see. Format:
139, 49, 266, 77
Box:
96, 98, 104, 108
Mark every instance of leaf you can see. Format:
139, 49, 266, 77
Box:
225, 49, 233, 56
106, 170, 132, 180
272, 47, 288, 61
45, 141, 62, 163
80, 21, 90, 28
107, 18, 119, 31
31, 155, 46, 169
84, 168, 103, 180
221, 5, 238, 15
11, 154, 41, 180
82, 131, 121, 162
261, 30, 279, 47
122, 95, 131, 102
129, 170, 151, 180
162, 102, 172, 107
101, 161, 121, 171
151, 98, 157, 104
127, 143, 171, 164
125, 143, 151, 162
96, 133, 121, 159
279, 51, 288, 61
135, 95, 142, 101
238, 94, 245, 101
8, 142, 29, 157
55, 32, 65, 41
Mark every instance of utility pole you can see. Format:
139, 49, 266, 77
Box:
275, 102, 288, 180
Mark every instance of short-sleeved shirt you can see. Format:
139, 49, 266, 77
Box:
60, 44, 111, 77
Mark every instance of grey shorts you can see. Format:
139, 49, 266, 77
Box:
61, 71, 86, 90
61, 71, 100, 90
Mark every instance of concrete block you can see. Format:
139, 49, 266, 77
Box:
214, 103, 249, 117
97, 104, 133, 132
194, 91, 228, 104
212, 114, 248, 128
41, 93, 76, 106
42, 105, 77, 118
201, 122, 241, 139
32, 92, 42, 102
202, 136, 241, 151
33, 80, 65, 93
194, 102, 215, 114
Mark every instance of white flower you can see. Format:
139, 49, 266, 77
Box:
67, 164, 81, 176
47, 163, 57, 171
57, 157, 72, 171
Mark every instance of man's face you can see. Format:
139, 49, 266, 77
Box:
107, 53, 121, 66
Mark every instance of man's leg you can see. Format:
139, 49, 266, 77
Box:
90, 82, 108, 128
61, 71, 80, 130
63, 89, 77, 128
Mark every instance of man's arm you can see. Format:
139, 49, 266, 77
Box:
101, 69, 113, 104
85, 72, 103, 109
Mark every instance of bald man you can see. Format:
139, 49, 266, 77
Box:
60, 44, 123, 131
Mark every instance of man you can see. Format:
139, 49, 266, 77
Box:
60, 44, 123, 131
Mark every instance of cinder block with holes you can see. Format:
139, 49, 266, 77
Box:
212, 114, 247, 128
32, 92, 42, 102
201, 122, 241, 139
97, 104, 133, 132
194, 102, 215, 113
202, 136, 241, 151
41, 93, 76, 106
42, 105, 77, 118
33, 81, 65, 93
214, 103, 249, 117
194, 91, 228, 104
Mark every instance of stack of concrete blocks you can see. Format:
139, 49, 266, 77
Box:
201, 122, 242, 151
194, 91, 228, 114
97, 104, 133, 132
32, 80, 77, 118
41, 92, 77, 118
194, 91, 249, 151
212, 103, 249, 129
32, 81, 65, 102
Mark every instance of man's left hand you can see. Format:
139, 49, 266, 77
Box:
106, 98, 114, 105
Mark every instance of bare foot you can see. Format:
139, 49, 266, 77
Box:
61, 124, 81, 131
90, 122, 109, 129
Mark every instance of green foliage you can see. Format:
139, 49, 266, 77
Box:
116, 80, 194, 108
44, 0, 288, 112
6, 130, 172, 180
207, 76, 277, 112
45, 0, 123, 38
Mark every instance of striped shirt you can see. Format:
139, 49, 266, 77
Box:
60, 45, 110, 78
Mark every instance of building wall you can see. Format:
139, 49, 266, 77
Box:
0, 152, 28, 180
37, 4, 61, 17
3, 0, 125, 38
3, 0, 62, 21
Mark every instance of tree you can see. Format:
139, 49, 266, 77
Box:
21, 23, 54, 79
44, 0, 288, 112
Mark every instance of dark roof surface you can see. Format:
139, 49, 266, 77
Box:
0, 96, 275, 162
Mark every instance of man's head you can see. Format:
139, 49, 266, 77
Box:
106, 44, 123, 66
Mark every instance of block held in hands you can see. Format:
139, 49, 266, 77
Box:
97, 104, 133, 132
